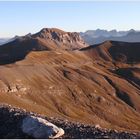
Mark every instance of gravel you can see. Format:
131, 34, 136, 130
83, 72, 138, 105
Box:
0, 104, 139, 139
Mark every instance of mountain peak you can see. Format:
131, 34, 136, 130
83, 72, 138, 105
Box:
32, 28, 87, 49
40, 28, 66, 34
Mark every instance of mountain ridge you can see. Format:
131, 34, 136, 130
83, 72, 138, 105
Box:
80, 40, 140, 63
0, 28, 87, 65
80, 29, 140, 45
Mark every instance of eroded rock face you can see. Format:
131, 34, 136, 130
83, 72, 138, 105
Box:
33, 28, 88, 49
8, 84, 28, 93
22, 116, 64, 139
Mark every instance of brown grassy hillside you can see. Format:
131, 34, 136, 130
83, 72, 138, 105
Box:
0, 29, 140, 132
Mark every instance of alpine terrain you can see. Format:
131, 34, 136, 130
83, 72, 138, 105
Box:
0, 28, 140, 138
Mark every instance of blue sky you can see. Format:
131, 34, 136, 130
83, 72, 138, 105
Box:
0, 1, 140, 37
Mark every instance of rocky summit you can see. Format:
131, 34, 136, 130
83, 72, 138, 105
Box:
0, 28, 140, 138
33, 28, 87, 49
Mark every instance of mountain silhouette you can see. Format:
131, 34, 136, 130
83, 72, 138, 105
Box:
80, 29, 140, 45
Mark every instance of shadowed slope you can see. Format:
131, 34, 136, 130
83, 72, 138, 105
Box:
0, 28, 87, 65
81, 41, 140, 64
0, 37, 49, 65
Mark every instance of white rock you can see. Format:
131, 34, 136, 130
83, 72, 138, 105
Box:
8, 86, 18, 93
22, 116, 64, 138
95, 124, 101, 129
19, 87, 27, 92
94, 89, 97, 93
49, 86, 54, 89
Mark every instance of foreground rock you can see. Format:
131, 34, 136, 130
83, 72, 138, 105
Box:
0, 104, 64, 139
22, 116, 64, 138
0, 104, 139, 139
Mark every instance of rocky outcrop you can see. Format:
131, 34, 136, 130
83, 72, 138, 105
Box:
0, 104, 139, 139
0, 105, 64, 139
22, 116, 64, 139
0, 82, 28, 93
32, 28, 87, 50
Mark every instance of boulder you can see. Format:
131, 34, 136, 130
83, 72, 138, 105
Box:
21, 116, 64, 138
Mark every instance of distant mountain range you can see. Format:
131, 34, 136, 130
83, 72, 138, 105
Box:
1, 29, 140, 46
80, 29, 140, 45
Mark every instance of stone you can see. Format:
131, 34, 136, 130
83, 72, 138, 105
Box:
8, 86, 18, 93
21, 116, 64, 139
95, 124, 101, 129
0, 81, 9, 92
